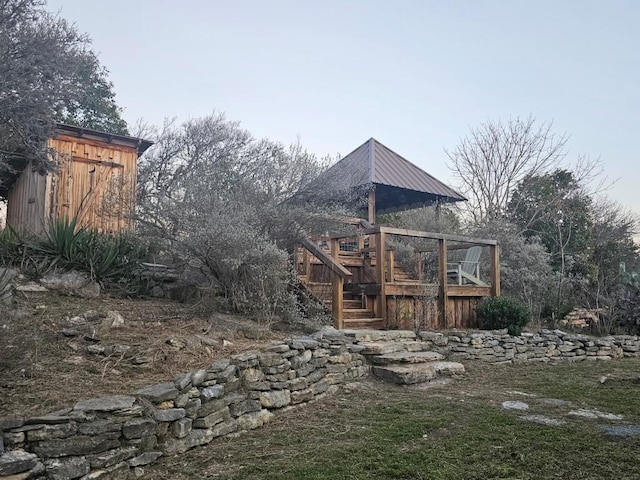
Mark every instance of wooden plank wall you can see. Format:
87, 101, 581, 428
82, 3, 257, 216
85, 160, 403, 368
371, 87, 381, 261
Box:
6, 162, 48, 233
386, 295, 481, 330
445, 296, 481, 329
48, 135, 138, 233
386, 296, 440, 330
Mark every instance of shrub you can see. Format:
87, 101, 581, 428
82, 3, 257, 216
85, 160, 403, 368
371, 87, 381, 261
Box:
0, 218, 154, 296
476, 296, 531, 335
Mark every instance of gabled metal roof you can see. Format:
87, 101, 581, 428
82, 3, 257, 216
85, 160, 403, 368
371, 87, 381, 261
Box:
327, 138, 466, 202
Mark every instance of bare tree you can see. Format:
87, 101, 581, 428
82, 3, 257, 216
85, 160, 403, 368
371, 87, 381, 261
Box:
136, 113, 359, 320
446, 116, 569, 224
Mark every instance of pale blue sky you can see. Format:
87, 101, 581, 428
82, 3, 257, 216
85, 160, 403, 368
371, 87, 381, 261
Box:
48, 0, 640, 213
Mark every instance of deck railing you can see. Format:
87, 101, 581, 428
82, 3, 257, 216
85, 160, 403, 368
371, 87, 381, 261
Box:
296, 224, 499, 329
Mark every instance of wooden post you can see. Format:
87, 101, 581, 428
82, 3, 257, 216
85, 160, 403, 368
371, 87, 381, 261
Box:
415, 251, 423, 281
375, 231, 386, 320
490, 244, 500, 297
368, 189, 376, 224
438, 238, 449, 328
332, 275, 344, 330
330, 239, 344, 329
387, 247, 395, 283
302, 246, 310, 279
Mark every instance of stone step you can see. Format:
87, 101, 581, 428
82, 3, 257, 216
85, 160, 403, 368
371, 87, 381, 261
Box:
358, 341, 409, 355
372, 364, 436, 384
372, 361, 465, 385
342, 330, 417, 342
369, 351, 444, 365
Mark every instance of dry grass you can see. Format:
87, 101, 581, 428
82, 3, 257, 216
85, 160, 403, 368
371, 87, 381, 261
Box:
0, 291, 287, 418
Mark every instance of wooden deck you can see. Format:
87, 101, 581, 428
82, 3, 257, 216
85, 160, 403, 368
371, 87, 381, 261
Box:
296, 225, 499, 330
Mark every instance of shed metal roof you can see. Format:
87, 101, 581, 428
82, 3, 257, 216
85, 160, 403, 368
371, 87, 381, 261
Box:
55, 123, 154, 156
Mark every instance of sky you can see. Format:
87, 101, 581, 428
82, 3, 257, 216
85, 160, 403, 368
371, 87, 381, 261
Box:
47, 0, 640, 214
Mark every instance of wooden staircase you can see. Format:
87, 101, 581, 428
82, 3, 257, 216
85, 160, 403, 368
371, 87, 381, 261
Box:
297, 233, 427, 330
341, 293, 384, 330
296, 224, 499, 331
305, 283, 383, 329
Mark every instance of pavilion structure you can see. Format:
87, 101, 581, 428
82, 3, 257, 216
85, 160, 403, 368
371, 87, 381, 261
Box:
295, 138, 499, 330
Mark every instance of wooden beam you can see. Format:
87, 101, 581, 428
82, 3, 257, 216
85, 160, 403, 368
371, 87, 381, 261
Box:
330, 239, 344, 329
300, 238, 352, 279
72, 157, 125, 169
438, 238, 449, 328
363, 226, 498, 246
387, 248, 395, 283
368, 189, 376, 224
447, 285, 492, 297
490, 244, 500, 297
385, 283, 435, 296
302, 246, 310, 278
375, 231, 386, 320
332, 275, 344, 329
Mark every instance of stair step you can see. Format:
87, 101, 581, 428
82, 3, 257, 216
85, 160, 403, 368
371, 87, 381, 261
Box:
343, 299, 363, 309
359, 341, 408, 355
342, 330, 417, 341
372, 361, 465, 385
342, 318, 385, 329
343, 308, 376, 319
372, 364, 436, 384
370, 351, 445, 365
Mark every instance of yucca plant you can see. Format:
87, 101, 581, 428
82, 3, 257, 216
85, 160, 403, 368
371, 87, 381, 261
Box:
0, 216, 155, 296
42, 217, 88, 262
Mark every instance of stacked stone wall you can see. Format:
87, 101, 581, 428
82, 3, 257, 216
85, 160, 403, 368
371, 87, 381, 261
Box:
417, 329, 640, 363
2, 327, 639, 479
0, 331, 368, 479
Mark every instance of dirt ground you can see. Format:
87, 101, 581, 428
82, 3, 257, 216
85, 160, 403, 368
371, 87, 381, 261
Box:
0, 291, 294, 418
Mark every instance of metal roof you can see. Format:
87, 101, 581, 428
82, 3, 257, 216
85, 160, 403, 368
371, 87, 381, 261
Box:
326, 138, 466, 202
55, 123, 154, 156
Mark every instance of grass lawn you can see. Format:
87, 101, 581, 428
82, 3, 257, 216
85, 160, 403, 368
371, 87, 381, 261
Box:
145, 358, 640, 480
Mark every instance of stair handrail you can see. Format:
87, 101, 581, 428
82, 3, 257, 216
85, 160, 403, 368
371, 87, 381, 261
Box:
299, 238, 352, 279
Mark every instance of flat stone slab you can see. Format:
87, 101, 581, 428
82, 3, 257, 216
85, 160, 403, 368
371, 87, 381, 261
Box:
599, 424, 640, 437
342, 330, 417, 342
429, 361, 465, 376
519, 414, 566, 426
370, 351, 444, 365
74, 395, 136, 412
136, 383, 179, 403
540, 398, 572, 407
568, 409, 623, 420
502, 401, 530, 411
0, 449, 38, 476
372, 364, 437, 384
359, 342, 409, 355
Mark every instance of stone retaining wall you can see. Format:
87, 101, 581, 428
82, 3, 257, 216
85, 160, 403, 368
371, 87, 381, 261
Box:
2, 327, 639, 479
417, 329, 640, 363
0, 330, 368, 479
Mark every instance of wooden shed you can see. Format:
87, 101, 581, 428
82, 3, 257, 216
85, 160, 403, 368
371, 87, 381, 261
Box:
2, 124, 153, 234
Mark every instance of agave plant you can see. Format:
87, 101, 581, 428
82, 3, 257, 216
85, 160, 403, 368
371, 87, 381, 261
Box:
0, 216, 155, 296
